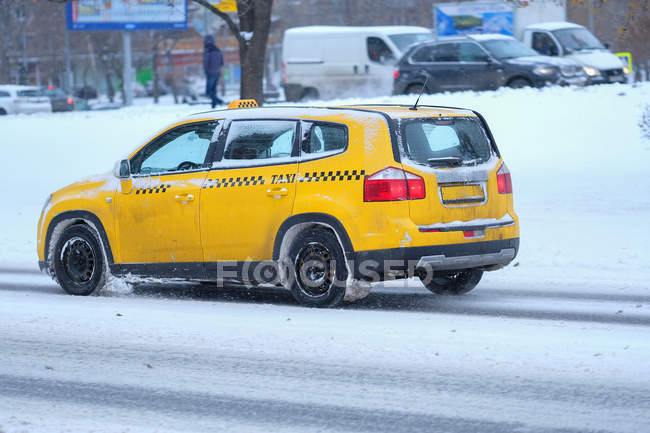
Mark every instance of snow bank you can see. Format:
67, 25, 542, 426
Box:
0, 84, 648, 293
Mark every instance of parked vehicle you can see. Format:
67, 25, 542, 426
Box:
74, 85, 98, 100
41, 86, 77, 112
393, 34, 586, 94
0, 85, 52, 115
37, 100, 519, 308
521, 22, 626, 84
282, 26, 433, 101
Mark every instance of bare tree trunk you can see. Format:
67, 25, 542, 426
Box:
237, 0, 273, 103
164, 40, 179, 104
151, 32, 160, 104
106, 71, 115, 102
0, 1, 13, 83
85, 35, 101, 98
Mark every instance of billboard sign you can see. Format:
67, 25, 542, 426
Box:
434, 1, 514, 36
66, 0, 188, 31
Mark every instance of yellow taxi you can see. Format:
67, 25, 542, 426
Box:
37, 100, 519, 307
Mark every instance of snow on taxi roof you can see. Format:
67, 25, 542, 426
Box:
188, 104, 476, 122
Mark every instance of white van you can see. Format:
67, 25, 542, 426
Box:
521, 22, 625, 84
282, 26, 433, 101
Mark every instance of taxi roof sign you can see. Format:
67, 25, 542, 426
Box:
228, 99, 259, 109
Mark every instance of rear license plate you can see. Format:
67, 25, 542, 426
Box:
440, 184, 485, 205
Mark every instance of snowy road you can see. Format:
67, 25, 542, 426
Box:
1, 270, 649, 433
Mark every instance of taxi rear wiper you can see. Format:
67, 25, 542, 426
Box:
427, 157, 463, 167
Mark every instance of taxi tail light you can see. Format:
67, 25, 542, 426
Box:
364, 167, 425, 202
393, 68, 400, 79
497, 162, 513, 194
282, 62, 287, 84
67, 97, 73, 105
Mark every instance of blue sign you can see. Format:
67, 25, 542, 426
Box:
435, 2, 514, 36
66, 0, 188, 31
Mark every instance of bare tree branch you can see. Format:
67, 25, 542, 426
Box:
191, 0, 245, 45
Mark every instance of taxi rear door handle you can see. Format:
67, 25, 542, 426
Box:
174, 193, 194, 203
266, 187, 288, 198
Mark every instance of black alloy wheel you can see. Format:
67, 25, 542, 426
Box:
53, 224, 107, 296
287, 229, 347, 307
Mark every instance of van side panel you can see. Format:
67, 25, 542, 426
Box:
283, 32, 367, 100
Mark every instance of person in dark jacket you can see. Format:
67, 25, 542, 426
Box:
203, 35, 224, 108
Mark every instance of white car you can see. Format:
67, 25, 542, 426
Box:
0, 85, 53, 115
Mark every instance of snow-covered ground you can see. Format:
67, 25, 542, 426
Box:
1, 83, 649, 432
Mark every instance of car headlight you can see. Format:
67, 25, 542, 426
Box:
583, 66, 600, 77
533, 66, 557, 76
623, 66, 630, 74
41, 194, 52, 215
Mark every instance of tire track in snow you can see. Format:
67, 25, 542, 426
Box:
3, 337, 649, 412
0, 374, 617, 433
0, 271, 648, 326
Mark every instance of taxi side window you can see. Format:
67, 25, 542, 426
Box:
301, 123, 347, 157
130, 121, 219, 175
222, 120, 297, 162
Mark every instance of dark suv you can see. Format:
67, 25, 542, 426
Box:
393, 34, 586, 94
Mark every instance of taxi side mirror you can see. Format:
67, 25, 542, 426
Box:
113, 159, 131, 179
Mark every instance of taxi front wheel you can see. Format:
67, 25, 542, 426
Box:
52, 224, 107, 296
419, 269, 483, 295
286, 228, 347, 308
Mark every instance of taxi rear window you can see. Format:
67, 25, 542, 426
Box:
400, 117, 493, 167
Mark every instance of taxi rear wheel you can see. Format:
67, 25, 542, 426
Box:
52, 224, 107, 296
287, 228, 347, 308
419, 269, 483, 295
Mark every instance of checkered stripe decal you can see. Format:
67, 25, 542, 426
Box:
135, 184, 171, 194
203, 176, 265, 189
237, 100, 258, 108
300, 170, 365, 182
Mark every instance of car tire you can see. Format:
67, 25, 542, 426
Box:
419, 269, 483, 295
300, 88, 319, 101
286, 228, 347, 308
0, 108, 7, 115
507, 78, 532, 89
52, 224, 107, 296
406, 83, 425, 95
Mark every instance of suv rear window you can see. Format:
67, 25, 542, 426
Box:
401, 117, 493, 167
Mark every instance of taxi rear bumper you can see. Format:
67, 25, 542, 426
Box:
351, 238, 519, 280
